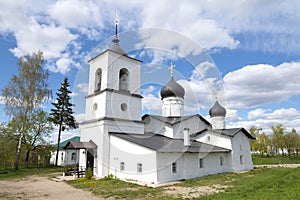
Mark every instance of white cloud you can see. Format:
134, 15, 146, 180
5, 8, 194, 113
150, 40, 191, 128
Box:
0, 96, 5, 104
76, 83, 89, 93
141, 86, 161, 114
224, 62, 300, 108
227, 108, 300, 134
74, 113, 86, 123
48, 0, 104, 40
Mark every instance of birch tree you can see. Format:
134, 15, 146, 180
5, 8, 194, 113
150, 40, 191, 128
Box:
1, 51, 51, 170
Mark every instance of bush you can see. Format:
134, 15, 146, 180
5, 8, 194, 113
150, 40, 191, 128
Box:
103, 174, 117, 180
85, 167, 93, 180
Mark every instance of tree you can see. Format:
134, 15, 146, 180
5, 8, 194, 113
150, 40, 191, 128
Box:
0, 123, 18, 169
49, 77, 77, 166
1, 51, 51, 170
283, 129, 300, 157
249, 126, 261, 152
22, 110, 53, 168
249, 126, 271, 156
257, 133, 271, 156
271, 124, 286, 156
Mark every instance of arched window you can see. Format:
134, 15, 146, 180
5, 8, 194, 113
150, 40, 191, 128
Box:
71, 152, 76, 161
95, 68, 102, 92
119, 68, 129, 91
61, 152, 64, 161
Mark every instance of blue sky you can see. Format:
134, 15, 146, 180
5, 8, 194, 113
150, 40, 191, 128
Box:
1, 0, 300, 142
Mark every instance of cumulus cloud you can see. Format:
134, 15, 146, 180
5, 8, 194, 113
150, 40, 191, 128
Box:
76, 83, 89, 93
48, 0, 104, 40
227, 108, 300, 134
224, 62, 300, 108
141, 85, 161, 114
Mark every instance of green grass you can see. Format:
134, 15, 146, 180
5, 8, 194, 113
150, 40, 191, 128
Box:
252, 154, 300, 165
68, 168, 300, 200
68, 177, 171, 200
197, 168, 300, 200
0, 166, 63, 180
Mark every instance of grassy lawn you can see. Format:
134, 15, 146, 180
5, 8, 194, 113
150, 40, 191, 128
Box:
252, 154, 300, 165
0, 166, 63, 180
68, 168, 300, 200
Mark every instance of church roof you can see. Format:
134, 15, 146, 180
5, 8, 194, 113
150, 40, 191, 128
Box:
109, 41, 127, 55
160, 77, 185, 99
196, 128, 255, 139
142, 114, 211, 126
110, 132, 231, 153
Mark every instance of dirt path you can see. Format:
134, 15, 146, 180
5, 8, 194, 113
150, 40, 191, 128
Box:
0, 175, 102, 200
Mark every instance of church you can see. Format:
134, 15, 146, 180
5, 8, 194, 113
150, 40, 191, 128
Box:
75, 18, 254, 184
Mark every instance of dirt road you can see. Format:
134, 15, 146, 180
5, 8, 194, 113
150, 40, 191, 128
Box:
0, 175, 101, 200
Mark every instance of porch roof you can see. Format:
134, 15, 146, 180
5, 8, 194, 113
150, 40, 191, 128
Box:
63, 140, 97, 149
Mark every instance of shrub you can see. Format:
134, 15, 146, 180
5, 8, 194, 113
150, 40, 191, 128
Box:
85, 168, 93, 180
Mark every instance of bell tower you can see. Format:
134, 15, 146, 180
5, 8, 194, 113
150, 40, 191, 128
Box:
85, 12, 143, 123
80, 12, 144, 179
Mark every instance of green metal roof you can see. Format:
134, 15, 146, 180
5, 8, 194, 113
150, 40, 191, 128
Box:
52, 136, 80, 149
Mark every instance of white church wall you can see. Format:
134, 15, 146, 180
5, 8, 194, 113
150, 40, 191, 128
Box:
211, 116, 226, 129
80, 122, 105, 177
196, 131, 232, 150
230, 132, 254, 171
50, 150, 66, 166
107, 52, 141, 94
162, 97, 184, 117
65, 149, 79, 166
173, 116, 210, 139
144, 117, 173, 137
109, 135, 158, 183
104, 119, 144, 135
85, 92, 107, 121
88, 53, 109, 94
105, 92, 142, 121
156, 152, 231, 183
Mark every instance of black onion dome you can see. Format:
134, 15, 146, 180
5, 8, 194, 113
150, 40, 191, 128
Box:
209, 100, 226, 117
160, 77, 185, 99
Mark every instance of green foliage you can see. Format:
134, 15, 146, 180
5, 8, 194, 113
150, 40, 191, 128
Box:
103, 174, 117, 180
249, 126, 272, 155
85, 168, 93, 180
49, 77, 77, 166
0, 124, 18, 169
252, 154, 300, 165
49, 77, 76, 131
271, 124, 286, 155
1, 51, 51, 171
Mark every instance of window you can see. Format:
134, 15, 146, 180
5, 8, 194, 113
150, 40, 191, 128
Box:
172, 162, 177, 173
240, 155, 243, 165
137, 163, 142, 173
120, 103, 127, 111
71, 152, 76, 161
199, 158, 204, 168
120, 162, 125, 171
95, 68, 102, 92
219, 156, 223, 166
61, 152, 64, 161
119, 68, 129, 91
